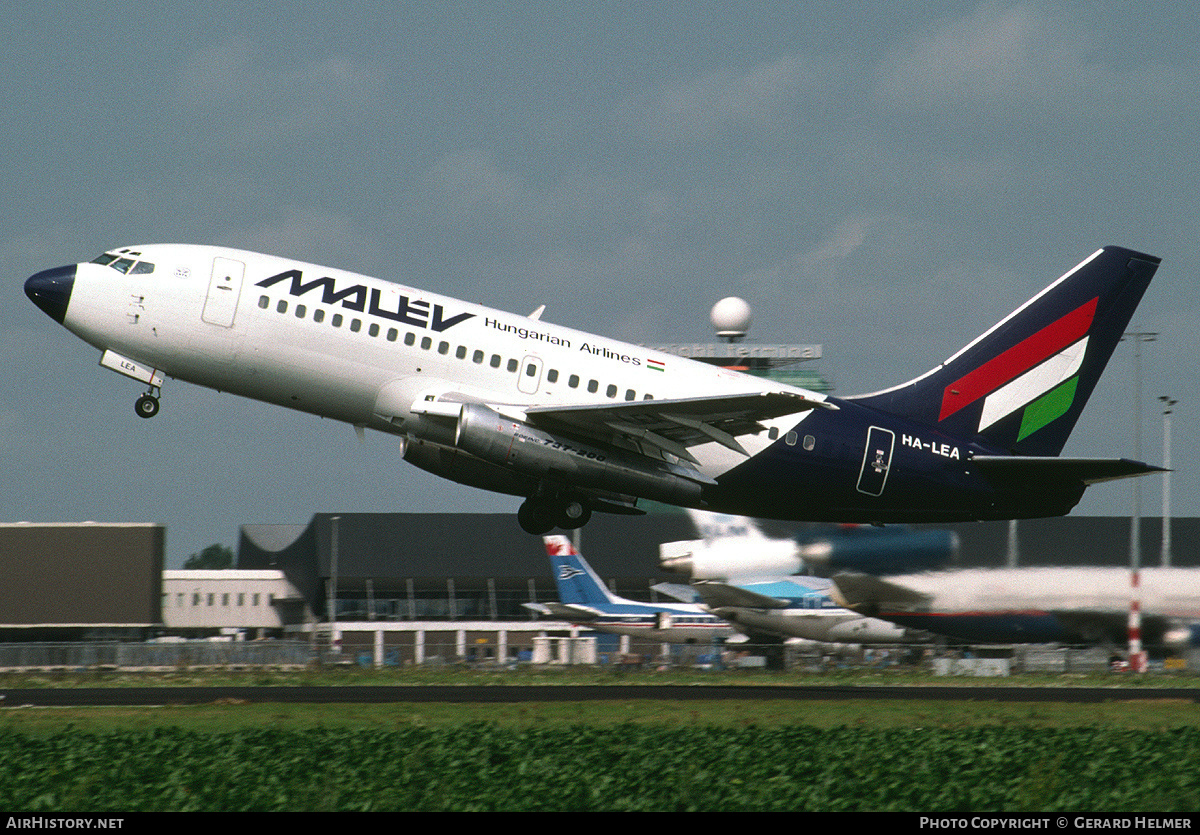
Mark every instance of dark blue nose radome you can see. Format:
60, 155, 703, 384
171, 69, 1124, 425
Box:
25, 264, 76, 324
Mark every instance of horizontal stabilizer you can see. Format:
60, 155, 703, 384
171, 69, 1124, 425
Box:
973, 456, 1167, 485
692, 581, 790, 610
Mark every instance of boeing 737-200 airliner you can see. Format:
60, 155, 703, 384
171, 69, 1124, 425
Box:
25, 244, 1163, 533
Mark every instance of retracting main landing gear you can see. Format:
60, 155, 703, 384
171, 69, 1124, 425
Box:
517, 494, 593, 535
135, 388, 161, 419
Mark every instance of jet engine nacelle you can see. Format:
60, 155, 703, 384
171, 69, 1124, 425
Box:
659, 538, 803, 581
401, 437, 535, 498
659, 529, 959, 580
452, 403, 707, 508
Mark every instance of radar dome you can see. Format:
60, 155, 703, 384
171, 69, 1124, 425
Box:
710, 296, 752, 340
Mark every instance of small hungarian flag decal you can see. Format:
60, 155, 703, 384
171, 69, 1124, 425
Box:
647, 358, 665, 372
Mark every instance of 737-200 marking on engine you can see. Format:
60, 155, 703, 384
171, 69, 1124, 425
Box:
514, 429, 608, 461
901, 434, 960, 459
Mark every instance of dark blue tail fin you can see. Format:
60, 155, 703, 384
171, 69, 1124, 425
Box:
543, 535, 616, 605
849, 246, 1160, 455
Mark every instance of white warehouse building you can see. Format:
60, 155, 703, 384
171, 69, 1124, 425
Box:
162, 570, 311, 631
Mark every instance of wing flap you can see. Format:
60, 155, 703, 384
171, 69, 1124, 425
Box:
526, 390, 832, 460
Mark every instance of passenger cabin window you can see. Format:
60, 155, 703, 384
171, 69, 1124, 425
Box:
507, 359, 518, 372
606, 384, 617, 398
568, 374, 579, 388
587, 380, 598, 393
547, 369, 559, 383
313, 309, 325, 323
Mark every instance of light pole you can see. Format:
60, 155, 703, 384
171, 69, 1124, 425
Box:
1159, 397, 1177, 568
329, 515, 340, 653
1122, 331, 1156, 673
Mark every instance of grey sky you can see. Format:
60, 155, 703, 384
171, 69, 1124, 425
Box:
6, 2, 1196, 566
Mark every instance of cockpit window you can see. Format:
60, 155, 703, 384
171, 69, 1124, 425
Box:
90, 252, 156, 275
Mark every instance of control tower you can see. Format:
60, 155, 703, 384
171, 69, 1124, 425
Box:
643, 296, 831, 392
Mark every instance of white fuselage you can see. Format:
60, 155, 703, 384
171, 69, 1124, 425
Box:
65, 245, 817, 483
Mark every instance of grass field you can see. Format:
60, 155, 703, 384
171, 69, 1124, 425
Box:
3, 667, 1197, 811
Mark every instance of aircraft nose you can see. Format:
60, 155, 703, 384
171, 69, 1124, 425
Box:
25, 264, 76, 324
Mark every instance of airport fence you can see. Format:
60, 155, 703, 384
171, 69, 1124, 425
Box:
0, 640, 313, 671
0, 638, 1185, 674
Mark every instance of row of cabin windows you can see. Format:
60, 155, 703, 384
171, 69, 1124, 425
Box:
259, 294, 655, 402
170, 592, 273, 607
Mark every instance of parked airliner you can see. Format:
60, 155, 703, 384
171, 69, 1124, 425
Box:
25, 244, 1162, 533
831, 568, 1200, 649
524, 535, 734, 641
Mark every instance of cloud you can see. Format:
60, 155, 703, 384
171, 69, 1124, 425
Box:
173, 35, 384, 149
876, 3, 1196, 119
219, 209, 384, 271
612, 54, 835, 145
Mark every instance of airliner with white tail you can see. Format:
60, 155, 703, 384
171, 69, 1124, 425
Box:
25, 244, 1163, 533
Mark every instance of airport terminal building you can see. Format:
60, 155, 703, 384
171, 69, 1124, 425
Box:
1, 513, 1196, 665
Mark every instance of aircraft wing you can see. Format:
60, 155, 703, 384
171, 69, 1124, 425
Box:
973, 456, 1166, 485
828, 573, 934, 614
525, 391, 833, 463
651, 582, 702, 603
522, 602, 605, 621
691, 581, 791, 610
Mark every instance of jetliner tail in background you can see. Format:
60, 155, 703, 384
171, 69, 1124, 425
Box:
543, 535, 617, 606
684, 509, 769, 543
850, 247, 1160, 456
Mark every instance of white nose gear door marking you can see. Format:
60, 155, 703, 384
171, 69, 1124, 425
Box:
856, 426, 895, 496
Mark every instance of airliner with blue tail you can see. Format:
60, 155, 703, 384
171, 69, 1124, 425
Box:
524, 535, 735, 641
